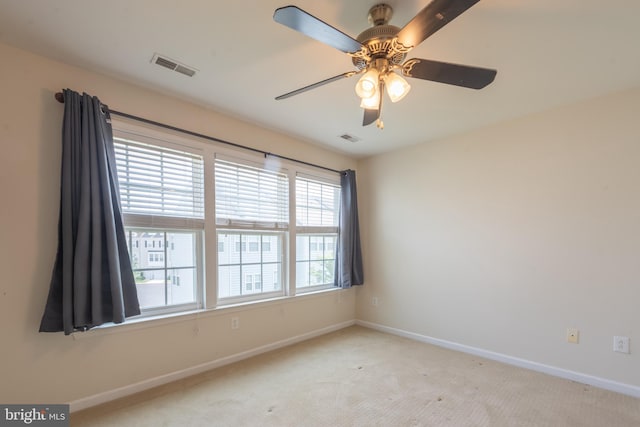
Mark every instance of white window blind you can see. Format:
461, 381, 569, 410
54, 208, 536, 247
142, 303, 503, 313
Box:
215, 158, 289, 229
296, 175, 340, 230
114, 137, 204, 219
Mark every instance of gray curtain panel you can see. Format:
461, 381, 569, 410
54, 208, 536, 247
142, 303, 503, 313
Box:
335, 169, 364, 288
39, 89, 140, 335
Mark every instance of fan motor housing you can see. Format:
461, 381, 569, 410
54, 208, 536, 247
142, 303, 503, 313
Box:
352, 4, 405, 70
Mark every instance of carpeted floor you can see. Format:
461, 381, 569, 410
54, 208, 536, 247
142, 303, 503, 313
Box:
71, 326, 640, 426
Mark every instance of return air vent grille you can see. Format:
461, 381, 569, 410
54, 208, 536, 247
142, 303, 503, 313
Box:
339, 133, 360, 143
175, 65, 196, 77
151, 53, 197, 77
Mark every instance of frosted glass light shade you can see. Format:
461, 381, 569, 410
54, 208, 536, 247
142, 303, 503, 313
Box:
359, 89, 380, 109
355, 69, 380, 99
385, 72, 411, 102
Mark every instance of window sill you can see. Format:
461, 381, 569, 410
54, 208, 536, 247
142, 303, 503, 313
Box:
70, 287, 346, 340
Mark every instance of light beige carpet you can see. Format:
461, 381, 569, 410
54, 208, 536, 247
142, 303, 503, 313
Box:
71, 326, 640, 426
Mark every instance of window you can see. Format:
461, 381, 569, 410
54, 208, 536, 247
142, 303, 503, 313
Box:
112, 120, 343, 318
218, 232, 282, 298
215, 157, 288, 301
127, 229, 199, 309
147, 250, 164, 265
243, 273, 262, 292
115, 131, 204, 315
295, 176, 340, 291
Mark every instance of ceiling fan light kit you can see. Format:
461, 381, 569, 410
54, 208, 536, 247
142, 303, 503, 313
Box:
273, 0, 497, 129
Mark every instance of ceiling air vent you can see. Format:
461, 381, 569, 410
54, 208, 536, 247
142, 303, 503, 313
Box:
339, 133, 360, 143
151, 53, 197, 77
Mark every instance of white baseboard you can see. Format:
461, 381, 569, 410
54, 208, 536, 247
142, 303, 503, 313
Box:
356, 320, 640, 399
69, 319, 356, 412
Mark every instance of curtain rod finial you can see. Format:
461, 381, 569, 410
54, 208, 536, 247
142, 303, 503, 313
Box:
55, 92, 64, 103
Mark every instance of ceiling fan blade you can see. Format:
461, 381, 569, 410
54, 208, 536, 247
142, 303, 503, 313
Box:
362, 108, 380, 126
395, 0, 481, 51
275, 71, 358, 100
274, 6, 363, 54
402, 58, 496, 89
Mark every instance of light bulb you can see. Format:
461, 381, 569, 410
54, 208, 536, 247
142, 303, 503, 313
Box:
359, 90, 380, 109
355, 69, 380, 99
385, 72, 411, 102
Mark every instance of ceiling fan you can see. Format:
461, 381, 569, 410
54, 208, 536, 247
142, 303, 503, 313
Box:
273, 0, 497, 129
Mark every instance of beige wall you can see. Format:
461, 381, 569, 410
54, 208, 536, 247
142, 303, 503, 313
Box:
0, 42, 356, 405
357, 87, 640, 388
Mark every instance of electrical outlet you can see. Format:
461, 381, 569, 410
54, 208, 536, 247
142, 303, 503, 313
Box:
613, 336, 630, 354
567, 328, 579, 344
372, 297, 379, 307
231, 317, 239, 330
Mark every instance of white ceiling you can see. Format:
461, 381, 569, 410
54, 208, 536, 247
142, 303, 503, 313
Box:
1, 0, 639, 157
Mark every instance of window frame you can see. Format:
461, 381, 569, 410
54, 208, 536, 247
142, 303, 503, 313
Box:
216, 229, 286, 304
111, 118, 343, 320
214, 153, 291, 304
294, 174, 341, 293
113, 121, 209, 318
125, 226, 204, 317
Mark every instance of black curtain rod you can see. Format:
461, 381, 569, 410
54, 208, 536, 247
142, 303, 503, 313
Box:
54, 92, 342, 175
